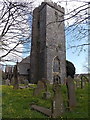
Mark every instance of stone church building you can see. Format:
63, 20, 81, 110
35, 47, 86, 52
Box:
30, 2, 66, 84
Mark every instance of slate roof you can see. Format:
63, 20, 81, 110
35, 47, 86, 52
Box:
18, 56, 30, 75
19, 56, 30, 64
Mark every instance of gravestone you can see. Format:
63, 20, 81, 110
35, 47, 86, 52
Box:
42, 78, 51, 99
51, 83, 64, 118
66, 76, 76, 111
43, 91, 51, 99
23, 79, 29, 85
81, 76, 87, 89
33, 80, 45, 96
31, 83, 64, 118
76, 79, 81, 88
5, 79, 10, 85
42, 78, 48, 91
31, 105, 51, 117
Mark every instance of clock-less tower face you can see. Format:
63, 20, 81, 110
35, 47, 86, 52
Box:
30, 2, 66, 84
45, 3, 66, 84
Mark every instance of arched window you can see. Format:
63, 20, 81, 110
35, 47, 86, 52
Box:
53, 56, 60, 73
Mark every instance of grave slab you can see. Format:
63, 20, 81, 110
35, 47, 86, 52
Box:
31, 105, 51, 117
19, 86, 28, 89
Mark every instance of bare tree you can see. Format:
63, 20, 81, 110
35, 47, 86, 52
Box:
46, 0, 90, 53
59, 0, 90, 53
0, 0, 34, 62
0, 0, 89, 62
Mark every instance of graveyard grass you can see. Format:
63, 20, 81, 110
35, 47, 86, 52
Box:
2, 82, 90, 119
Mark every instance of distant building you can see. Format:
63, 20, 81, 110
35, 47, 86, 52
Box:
16, 55, 90, 84
17, 56, 30, 83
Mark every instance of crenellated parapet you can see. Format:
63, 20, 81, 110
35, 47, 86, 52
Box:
39, 1, 65, 14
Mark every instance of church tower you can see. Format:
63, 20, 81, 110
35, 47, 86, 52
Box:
30, 2, 66, 84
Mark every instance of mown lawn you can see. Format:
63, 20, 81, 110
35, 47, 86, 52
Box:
2, 83, 90, 119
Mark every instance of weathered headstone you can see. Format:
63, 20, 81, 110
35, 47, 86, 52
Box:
42, 78, 48, 91
23, 79, 29, 85
51, 83, 64, 118
81, 76, 87, 89
76, 79, 81, 88
5, 79, 10, 85
31, 83, 64, 118
74, 79, 77, 89
43, 91, 51, 99
42, 78, 51, 99
33, 80, 45, 96
66, 76, 76, 111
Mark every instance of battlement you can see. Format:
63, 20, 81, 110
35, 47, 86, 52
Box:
39, 2, 64, 14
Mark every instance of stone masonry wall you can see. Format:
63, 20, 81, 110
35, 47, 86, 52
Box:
30, 8, 40, 83
45, 3, 66, 84
30, 2, 66, 84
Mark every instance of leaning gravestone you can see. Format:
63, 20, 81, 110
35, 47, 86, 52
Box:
51, 83, 64, 118
66, 76, 76, 111
33, 80, 45, 96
